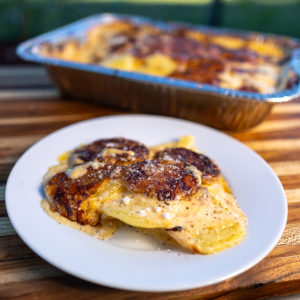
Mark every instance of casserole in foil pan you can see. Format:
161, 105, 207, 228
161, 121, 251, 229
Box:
17, 14, 300, 130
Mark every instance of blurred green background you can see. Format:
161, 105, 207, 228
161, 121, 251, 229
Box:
1, 0, 300, 62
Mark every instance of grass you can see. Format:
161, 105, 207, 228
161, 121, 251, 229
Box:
1, 0, 300, 42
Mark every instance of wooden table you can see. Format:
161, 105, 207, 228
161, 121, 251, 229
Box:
1, 66, 300, 299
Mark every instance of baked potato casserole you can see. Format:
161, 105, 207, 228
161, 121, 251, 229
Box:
40, 19, 299, 94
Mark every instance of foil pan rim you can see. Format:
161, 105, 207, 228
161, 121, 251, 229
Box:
17, 13, 300, 103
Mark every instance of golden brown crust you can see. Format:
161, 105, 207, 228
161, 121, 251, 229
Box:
154, 147, 220, 182
44, 162, 113, 225
170, 57, 224, 86
121, 160, 201, 201
70, 137, 149, 166
45, 138, 148, 225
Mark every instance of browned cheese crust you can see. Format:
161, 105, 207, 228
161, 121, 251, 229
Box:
70, 137, 149, 166
154, 147, 220, 183
44, 162, 113, 225
121, 159, 201, 201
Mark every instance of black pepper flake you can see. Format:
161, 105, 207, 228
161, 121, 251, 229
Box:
166, 226, 183, 232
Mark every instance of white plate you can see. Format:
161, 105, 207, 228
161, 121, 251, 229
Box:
6, 115, 287, 292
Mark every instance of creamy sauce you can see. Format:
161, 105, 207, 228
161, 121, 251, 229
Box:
185, 164, 202, 185
67, 160, 101, 179
99, 190, 180, 229
101, 148, 135, 157
41, 199, 120, 239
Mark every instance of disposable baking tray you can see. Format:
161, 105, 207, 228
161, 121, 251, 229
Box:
17, 13, 300, 131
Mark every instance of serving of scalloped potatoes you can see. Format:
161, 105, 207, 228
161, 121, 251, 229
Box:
42, 136, 247, 254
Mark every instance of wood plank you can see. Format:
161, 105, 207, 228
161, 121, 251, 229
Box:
0, 89, 58, 100
0, 98, 111, 113
0, 79, 52, 89
279, 175, 300, 190
0, 235, 43, 263
252, 119, 300, 133
287, 204, 300, 225
268, 244, 300, 260
0, 135, 43, 151
231, 128, 300, 142
0, 260, 299, 300
273, 104, 300, 114
245, 139, 300, 152
0, 163, 16, 181
286, 189, 300, 204
257, 150, 300, 163
0, 202, 6, 217
0, 99, 119, 119
0, 184, 4, 201
0, 113, 97, 126
0, 217, 15, 237
0, 66, 48, 77
278, 224, 300, 247
0, 262, 63, 285
0, 185, 6, 216
270, 161, 300, 176
0, 123, 81, 138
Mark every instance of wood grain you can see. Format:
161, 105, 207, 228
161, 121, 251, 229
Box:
1, 66, 300, 299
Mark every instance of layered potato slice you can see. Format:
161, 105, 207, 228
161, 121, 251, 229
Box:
153, 146, 247, 253
99, 159, 202, 229
164, 179, 247, 254
167, 196, 247, 254
154, 146, 246, 218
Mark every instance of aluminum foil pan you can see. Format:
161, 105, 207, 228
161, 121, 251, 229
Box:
17, 13, 300, 130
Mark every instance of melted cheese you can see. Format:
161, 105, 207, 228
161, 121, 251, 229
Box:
248, 40, 285, 59
67, 160, 101, 179
101, 53, 177, 77
167, 190, 246, 254
101, 148, 135, 157
211, 35, 245, 50
41, 199, 120, 239
99, 188, 180, 229
101, 54, 143, 72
